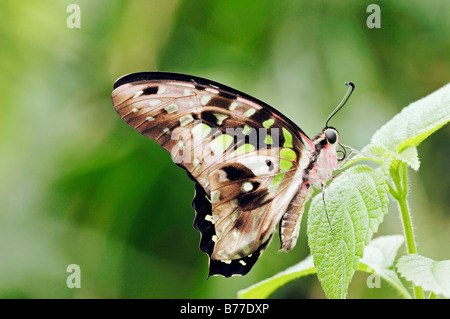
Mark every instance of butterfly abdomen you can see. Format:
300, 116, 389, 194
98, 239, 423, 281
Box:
279, 185, 312, 251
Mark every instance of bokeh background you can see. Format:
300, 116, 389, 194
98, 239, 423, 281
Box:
0, 0, 448, 298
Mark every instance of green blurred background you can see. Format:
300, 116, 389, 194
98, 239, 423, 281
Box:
0, 0, 448, 298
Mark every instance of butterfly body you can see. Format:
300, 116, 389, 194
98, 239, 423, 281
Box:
111, 72, 343, 277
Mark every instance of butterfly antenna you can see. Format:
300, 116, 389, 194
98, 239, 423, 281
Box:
321, 186, 335, 250
325, 82, 355, 128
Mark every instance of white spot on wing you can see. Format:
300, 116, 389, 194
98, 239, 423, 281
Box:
210, 190, 220, 203
237, 157, 273, 176
164, 104, 178, 113
231, 229, 240, 240
205, 215, 215, 224
179, 115, 194, 126
157, 86, 166, 94
133, 90, 143, 98
149, 99, 161, 106
192, 158, 201, 170
229, 101, 238, 111
201, 95, 212, 105
242, 182, 253, 192
214, 113, 228, 125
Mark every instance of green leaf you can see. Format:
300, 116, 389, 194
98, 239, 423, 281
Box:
358, 235, 411, 298
361, 235, 404, 270
392, 146, 420, 171
371, 83, 450, 153
360, 144, 389, 157
237, 255, 315, 299
396, 254, 450, 298
307, 165, 389, 299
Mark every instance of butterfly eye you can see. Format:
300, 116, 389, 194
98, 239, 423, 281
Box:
325, 129, 338, 144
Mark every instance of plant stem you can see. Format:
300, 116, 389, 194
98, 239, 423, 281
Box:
390, 162, 424, 299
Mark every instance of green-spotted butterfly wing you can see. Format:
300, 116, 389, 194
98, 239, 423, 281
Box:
111, 72, 336, 277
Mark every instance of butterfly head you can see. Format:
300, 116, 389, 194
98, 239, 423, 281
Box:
313, 126, 339, 146
316, 127, 348, 162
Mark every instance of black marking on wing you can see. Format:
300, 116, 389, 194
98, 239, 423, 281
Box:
222, 165, 255, 181
207, 96, 233, 109
233, 217, 246, 230
208, 236, 272, 278
237, 190, 270, 211
248, 109, 273, 125
192, 182, 215, 257
142, 86, 158, 95
265, 160, 274, 170
250, 181, 261, 190
218, 91, 236, 100
199, 111, 221, 126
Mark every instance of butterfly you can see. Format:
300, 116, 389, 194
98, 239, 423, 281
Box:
111, 72, 354, 277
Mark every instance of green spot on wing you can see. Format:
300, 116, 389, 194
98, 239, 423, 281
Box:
280, 148, 297, 160
280, 159, 293, 172
279, 147, 296, 172
282, 128, 293, 148
234, 144, 255, 156
264, 134, 272, 145
242, 125, 252, 135
269, 173, 285, 192
244, 108, 256, 117
263, 119, 275, 128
